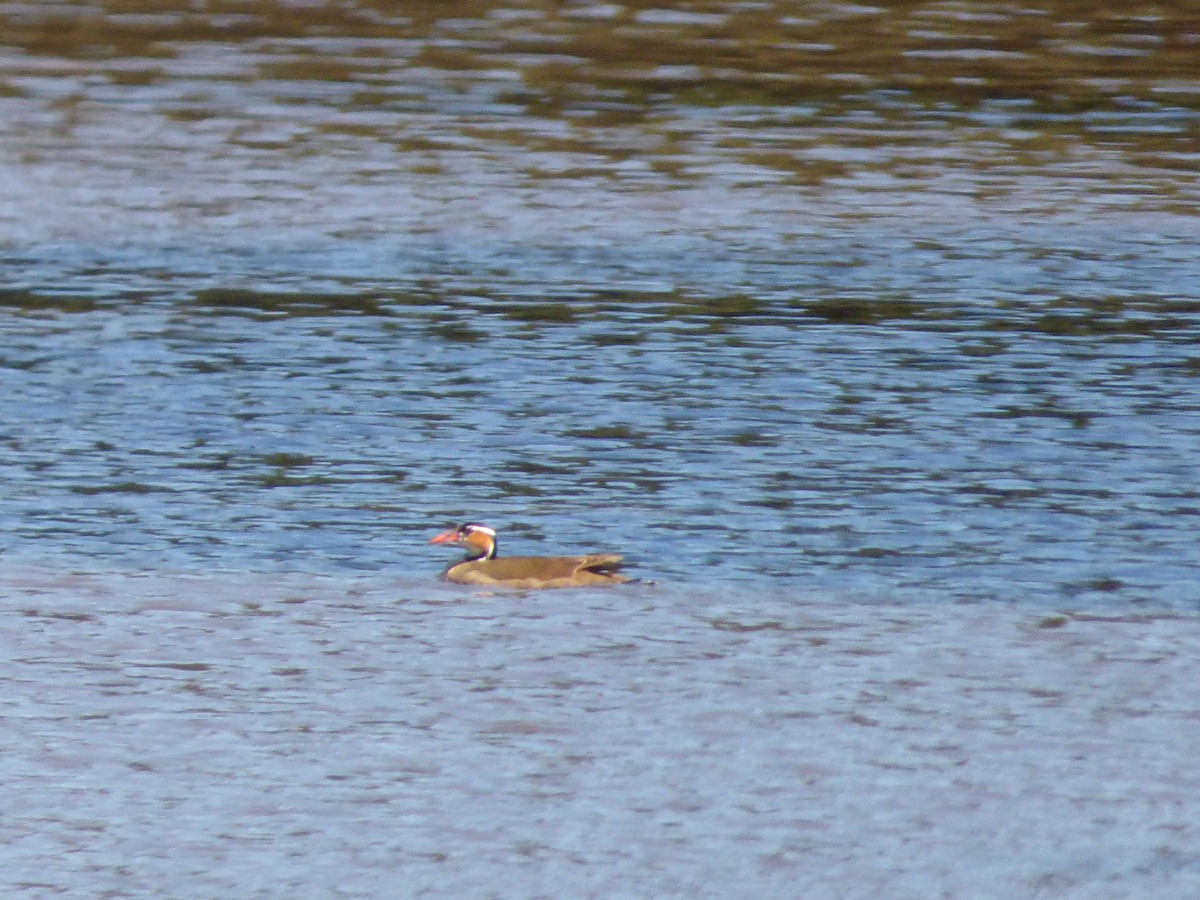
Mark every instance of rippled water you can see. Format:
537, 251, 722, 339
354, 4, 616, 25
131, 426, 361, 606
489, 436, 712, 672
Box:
4, 280, 1199, 606
4, 571, 1199, 898
2, 2, 1200, 896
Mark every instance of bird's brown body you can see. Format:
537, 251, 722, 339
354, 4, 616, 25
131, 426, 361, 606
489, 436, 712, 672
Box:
430, 524, 630, 589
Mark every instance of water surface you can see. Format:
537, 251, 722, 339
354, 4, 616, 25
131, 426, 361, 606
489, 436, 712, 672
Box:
1, 2, 1199, 896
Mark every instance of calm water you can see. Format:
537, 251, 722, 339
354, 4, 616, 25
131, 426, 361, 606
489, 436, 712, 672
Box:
2, 2, 1200, 896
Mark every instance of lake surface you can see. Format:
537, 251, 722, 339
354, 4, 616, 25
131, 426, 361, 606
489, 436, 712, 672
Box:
1, 1, 1199, 896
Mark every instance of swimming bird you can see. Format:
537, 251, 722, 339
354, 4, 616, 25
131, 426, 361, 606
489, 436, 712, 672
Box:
429, 523, 630, 589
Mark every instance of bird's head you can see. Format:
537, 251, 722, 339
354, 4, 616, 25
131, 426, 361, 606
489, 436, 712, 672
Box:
429, 523, 498, 561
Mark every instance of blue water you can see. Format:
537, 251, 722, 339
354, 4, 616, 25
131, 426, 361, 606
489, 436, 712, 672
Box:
4, 6, 1200, 898
2, 221, 1198, 606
